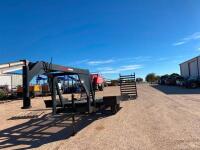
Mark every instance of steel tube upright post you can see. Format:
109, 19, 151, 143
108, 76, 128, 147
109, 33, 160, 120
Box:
71, 94, 76, 135
52, 77, 57, 115
22, 64, 31, 109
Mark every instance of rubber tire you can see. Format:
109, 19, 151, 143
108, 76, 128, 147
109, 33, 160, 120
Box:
99, 84, 104, 91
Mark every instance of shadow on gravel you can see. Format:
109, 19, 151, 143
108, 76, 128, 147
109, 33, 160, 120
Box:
0, 110, 118, 150
151, 85, 200, 95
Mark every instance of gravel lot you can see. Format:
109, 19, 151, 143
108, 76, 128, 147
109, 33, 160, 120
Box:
1, 84, 200, 150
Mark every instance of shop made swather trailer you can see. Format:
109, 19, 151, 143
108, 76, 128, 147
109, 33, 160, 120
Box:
21, 60, 120, 114
0, 60, 120, 114
21, 60, 93, 112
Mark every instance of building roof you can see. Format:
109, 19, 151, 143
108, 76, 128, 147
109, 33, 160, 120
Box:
179, 55, 200, 65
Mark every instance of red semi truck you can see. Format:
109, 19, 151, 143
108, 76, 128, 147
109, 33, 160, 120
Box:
90, 73, 105, 91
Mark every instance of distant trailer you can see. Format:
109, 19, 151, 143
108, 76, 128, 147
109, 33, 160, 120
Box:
180, 56, 200, 79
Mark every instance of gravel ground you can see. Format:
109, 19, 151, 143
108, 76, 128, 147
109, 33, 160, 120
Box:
1, 85, 200, 150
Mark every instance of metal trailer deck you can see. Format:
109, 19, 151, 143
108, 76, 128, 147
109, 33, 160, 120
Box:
44, 96, 120, 114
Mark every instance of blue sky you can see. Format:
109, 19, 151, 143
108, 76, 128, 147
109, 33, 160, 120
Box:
0, 0, 200, 79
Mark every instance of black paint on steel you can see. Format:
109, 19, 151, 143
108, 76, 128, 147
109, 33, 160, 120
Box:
51, 77, 57, 115
78, 74, 95, 113
22, 61, 95, 114
72, 94, 76, 135
22, 65, 30, 109
103, 96, 121, 113
119, 73, 137, 100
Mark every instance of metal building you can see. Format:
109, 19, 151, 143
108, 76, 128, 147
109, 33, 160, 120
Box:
180, 56, 200, 79
0, 61, 24, 92
0, 73, 22, 91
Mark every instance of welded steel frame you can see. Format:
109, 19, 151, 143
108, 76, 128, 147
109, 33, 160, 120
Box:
21, 60, 95, 113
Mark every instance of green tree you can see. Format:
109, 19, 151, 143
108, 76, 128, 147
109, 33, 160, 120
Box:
0, 90, 7, 100
156, 75, 160, 81
111, 80, 119, 86
145, 73, 157, 83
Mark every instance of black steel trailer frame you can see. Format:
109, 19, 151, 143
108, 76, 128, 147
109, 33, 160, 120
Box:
20, 60, 121, 135
21, 60, 95, 114
21, 60, 120, 115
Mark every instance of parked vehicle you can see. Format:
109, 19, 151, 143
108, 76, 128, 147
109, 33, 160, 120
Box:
90, 73, 105, 91
17, 84, 42, 97
176, 77, 185, 86
159, 73, 184, 86
136, 78, 143, 83
105, 79, 112, 86
111, 80, 119, 86
184, 77, 200, 88
159, 75, 169, 85
166, 73, 181, 85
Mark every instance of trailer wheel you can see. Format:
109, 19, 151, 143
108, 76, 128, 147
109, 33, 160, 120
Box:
99, 84, 104, 91
111, 105, 118, 114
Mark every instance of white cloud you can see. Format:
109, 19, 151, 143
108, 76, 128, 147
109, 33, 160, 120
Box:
184, 32, 200, 40
157, 57, 169, 61
87, 59, 114, 65
100, 70, 118, 74
101, 64, 142, 74
97, 67, 113, 71
119, 65, 142, 71
197, 48, 200, 51
73, 59, 89, 65
72, 56, 150, 67
129, 56, 152, 62
173, 41, 186, 46
114, 56, 152, 63
173, 32, 200, 46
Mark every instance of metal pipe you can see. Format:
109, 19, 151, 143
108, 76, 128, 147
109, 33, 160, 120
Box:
72, 94, 76, 135
52, 77, 57, 115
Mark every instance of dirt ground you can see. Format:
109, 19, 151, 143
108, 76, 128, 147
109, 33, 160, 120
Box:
1, 84, 200, 150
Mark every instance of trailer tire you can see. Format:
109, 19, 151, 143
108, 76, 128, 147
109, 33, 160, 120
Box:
99, 84, 104, 91
111, 105, 118, 114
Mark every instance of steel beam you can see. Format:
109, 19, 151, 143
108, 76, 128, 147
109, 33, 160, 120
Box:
51, 77, 57, 115
22, 65, 31, 109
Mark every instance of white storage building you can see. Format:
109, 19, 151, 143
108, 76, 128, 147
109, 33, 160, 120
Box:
0, 73, 22, 91
180, 56, 200, 79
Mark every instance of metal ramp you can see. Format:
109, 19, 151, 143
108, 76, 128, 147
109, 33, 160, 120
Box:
119, 74, 137, 100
